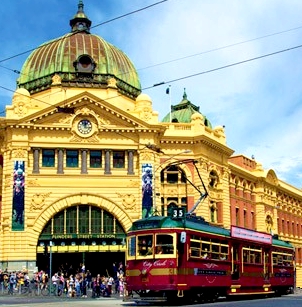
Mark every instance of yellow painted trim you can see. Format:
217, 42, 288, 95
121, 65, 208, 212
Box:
150, 268, 177, 275
229, 291, 275, 296
230, 285, 241, 289
126, 269, 141, 277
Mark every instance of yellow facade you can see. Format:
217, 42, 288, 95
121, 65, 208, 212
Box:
0, 1, 302, 288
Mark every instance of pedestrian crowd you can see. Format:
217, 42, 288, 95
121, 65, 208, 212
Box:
0, 261, 126, 298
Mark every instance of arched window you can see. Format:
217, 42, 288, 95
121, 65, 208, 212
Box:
209, 170, 219, 188
160, 166, 188, 216
38, 205, 125, 246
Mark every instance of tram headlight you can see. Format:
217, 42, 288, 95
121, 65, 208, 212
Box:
141, 269, 147, 276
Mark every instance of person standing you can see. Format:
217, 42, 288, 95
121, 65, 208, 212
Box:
8, 272, 16, 295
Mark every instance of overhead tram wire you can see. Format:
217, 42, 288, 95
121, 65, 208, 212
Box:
1, 42, 302, 153
0, 0, 169, 64
135, 24, 302, 72
145, 43, 302, 90
0, 1, 301, 78
2, 40, 302, 115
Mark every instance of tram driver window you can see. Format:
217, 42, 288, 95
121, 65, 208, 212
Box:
138, 235, 153, 256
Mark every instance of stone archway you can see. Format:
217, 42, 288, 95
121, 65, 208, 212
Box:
32, 193, 133, 245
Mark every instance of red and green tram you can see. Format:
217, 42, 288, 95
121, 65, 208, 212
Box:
125, 211, 294, 303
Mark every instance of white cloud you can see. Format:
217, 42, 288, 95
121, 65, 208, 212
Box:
2, 0, 302, 187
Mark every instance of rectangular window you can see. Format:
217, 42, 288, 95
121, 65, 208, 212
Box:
128, 236, 136, 257
137, 235, 153, 256
113, 151, 125, 168
90, 150, 102, 168
42, 149, 55, 167
66, 207, 77, 234
53, 211, 64, 234
103, 211, 114, 234
66, 150, 79, 167
79, 205, 89, 234
155, 234, 174, 254
91, 208, 101, 234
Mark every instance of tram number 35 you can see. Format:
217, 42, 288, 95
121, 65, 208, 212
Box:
171, 207, 185, 219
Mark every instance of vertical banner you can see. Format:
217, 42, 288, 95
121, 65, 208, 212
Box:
12, 161, 25, 231
142, 163, 153, 218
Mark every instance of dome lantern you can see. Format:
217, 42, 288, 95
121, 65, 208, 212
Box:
70, 0, 91, 33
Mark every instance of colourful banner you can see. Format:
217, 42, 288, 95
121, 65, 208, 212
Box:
12, 161, 25, 231
142, 163, 153, 218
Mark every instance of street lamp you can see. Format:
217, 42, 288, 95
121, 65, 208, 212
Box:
49, 241, 53, 285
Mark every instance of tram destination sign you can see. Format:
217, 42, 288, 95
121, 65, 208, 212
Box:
231, 226, 272, 244
133, 220, 160, 230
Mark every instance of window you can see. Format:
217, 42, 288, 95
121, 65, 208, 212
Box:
91, 207, 101, 234
66, 207, 77, 234
53, 211, 64, 234
90, 150, 102, 168
79, 205, 89, 234
137, 235, 153, 256
189, 236, 229, 260
155, 234, 174, 254
103, 211, 114, 234
128, 236, 136, 257
42, 149, 55, 167
242, 246, 262, 264
66, 150, 79, 167
113, 151, 125, 168
272, 251, 293, 266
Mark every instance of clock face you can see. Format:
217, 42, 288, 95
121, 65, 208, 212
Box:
77, 119, 92, 134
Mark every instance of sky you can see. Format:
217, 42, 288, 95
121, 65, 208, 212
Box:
1, 0, 302, 188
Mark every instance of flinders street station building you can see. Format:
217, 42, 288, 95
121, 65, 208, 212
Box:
1, 1, 302, 287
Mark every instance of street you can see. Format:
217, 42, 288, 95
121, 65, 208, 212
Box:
0, 293, 301, 307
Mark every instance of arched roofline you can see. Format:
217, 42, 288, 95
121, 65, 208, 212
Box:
266, 169, 279, 185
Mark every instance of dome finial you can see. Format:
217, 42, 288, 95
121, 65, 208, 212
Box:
78, 0, 84, 12
70, 0, 92, 33
183, 88, 187, 100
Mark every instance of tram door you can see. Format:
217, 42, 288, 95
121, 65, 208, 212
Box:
231, 244, 240, 280
263, 249, 270, 281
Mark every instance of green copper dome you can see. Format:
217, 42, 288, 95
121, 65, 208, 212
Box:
162, 89, 212, 128
17, 1, 141, 99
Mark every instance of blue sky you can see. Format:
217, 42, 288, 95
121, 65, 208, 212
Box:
1, 0, 302, 188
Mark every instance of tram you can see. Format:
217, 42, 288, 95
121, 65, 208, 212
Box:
125, 160, 294, 303
125, 214, 294, 303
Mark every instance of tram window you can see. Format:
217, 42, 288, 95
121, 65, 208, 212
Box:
190, 240, 201, 257
202, 242, 210, 253
211, 244, 220, 260
220, 245, 228, 260
243, 247, 262, 264
273, 252, 293, 266
155, 234, 174, 254
128, 236, 136, 257
138, 235, 153, 256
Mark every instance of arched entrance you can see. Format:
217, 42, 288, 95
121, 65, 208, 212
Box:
36, 203, 128, 277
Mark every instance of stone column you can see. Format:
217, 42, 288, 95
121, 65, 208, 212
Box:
57, 149, 64, 174
104, 150, 111, 174
32, 148, 40, 174
81, 149, 88, 174
127, 150, 134, 175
